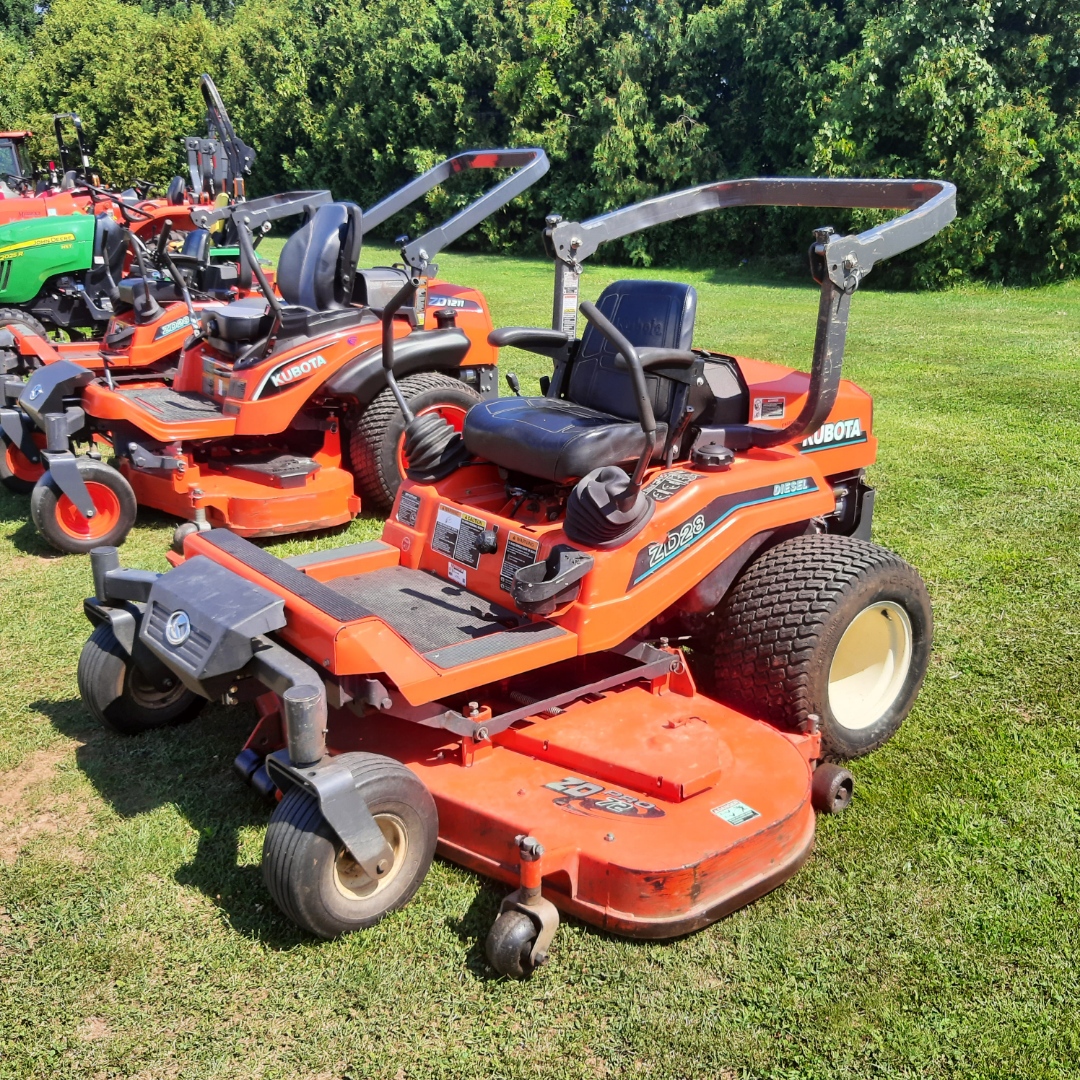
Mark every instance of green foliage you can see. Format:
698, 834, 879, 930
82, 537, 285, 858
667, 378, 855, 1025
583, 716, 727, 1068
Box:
3, 0, 1080, 283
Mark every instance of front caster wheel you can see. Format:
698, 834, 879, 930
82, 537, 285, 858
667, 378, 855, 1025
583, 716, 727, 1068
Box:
486, 910, 541, 980
31, 457, 137, 553
0, 432, 45, 494
262, 752, 437, 939
77, 622, 205, 735
811, 762, 854, 814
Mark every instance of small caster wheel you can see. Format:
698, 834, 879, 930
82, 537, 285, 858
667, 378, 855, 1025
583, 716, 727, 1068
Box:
262, 752, 437, 939
812, 762, 854, 814
78, 622, 205, 735
486, 910, 541, 980
31, 457, 137, 554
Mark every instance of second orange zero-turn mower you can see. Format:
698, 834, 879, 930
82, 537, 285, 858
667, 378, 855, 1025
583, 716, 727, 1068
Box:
75, 175, 955, 976
1, 149, 549, 553
0, 189, 333, 490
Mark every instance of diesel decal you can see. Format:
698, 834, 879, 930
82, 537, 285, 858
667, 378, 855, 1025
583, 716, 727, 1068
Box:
0, 231, 77, 261
544, 777, 665, 819
773, 477, 811, 496
629, 478, 820, 587
152, 314, 193, 341
269, 353, 327, 390
800, 417, 867, 452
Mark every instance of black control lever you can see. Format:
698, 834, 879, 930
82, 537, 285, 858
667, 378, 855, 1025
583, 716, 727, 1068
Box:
506, 372, 521, 396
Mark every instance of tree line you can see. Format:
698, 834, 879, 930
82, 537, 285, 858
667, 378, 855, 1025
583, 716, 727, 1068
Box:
2, 0, 1078, 285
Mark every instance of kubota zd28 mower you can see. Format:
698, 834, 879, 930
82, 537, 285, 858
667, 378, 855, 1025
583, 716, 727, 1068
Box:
10, 149, 548, 552
75, 175, 954, 977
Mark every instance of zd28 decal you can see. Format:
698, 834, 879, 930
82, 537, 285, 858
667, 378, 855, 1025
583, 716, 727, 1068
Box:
628, 477, 819, 587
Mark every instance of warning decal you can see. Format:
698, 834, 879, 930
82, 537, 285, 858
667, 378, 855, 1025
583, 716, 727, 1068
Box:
753, 396, 786, 420
499, 532, 539, 592
397, 490, 420, 527
430, 504, 487, 568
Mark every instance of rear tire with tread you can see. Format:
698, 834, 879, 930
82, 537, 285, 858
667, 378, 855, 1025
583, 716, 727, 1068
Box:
709, 534, 932, 760
348, 372, 480, 512
77, 622, 204, 735
262, 752, 437, 939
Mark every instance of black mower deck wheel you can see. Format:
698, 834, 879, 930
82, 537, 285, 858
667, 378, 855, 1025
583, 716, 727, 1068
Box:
348, 371, 481, 513
710, 533, 933, 760
262, 752, 438, 939
811, 762, 854, 814
77, 621, 205, 736
486, 910, 541, 980
31, 457, 137, 554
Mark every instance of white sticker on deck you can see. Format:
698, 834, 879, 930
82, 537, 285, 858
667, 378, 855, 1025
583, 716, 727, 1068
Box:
447, 562, 467, 587
711, 799, 761, 826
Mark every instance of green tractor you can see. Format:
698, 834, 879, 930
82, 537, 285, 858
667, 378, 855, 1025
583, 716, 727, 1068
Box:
0, 75, 254, 348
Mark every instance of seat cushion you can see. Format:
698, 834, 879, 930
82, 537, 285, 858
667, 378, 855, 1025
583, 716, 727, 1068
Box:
203, 296, 272, 343
464, 396, 667, 484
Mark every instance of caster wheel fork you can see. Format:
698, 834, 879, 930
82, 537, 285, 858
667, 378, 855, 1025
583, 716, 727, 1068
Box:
486, 834, 560, 979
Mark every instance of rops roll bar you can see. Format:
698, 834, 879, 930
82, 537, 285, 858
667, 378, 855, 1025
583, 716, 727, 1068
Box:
52, 113, 93, 181
185, 74, 256, 200
361, 148, 549, 275
545, 176, 955, 450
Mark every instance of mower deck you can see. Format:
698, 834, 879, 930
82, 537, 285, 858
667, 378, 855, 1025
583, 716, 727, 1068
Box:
315, 684, 815, 937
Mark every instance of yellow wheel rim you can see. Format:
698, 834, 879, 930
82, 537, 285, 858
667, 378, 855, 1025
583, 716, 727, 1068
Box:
828, 600, 913, 731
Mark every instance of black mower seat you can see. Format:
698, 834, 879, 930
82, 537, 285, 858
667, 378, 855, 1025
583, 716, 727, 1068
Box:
464, 279, 696, 483
465, 397, 667, 483
202, 201, 366, 355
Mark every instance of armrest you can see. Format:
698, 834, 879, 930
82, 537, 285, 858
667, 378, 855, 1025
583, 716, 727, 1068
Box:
616, 348, 700, 371
488, 326, 570, 361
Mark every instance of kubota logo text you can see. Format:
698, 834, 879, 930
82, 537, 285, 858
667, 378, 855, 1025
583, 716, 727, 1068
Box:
801, 417, 864, 450
270, 353, 327, 389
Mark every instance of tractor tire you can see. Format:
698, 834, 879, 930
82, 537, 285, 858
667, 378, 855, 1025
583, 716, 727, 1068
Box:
262, 752, 438, 939
0, 431, 45, 494
0, 307, 48, 375
710, 534, 932, 760
348, 372, 480, 513
77, 622, 204, 736
31, 457, 137, 554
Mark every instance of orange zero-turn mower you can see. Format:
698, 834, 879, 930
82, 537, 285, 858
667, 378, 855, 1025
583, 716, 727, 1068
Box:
9, 149, 549, 552
0, 189, 333, 493
75, 175, 955, 976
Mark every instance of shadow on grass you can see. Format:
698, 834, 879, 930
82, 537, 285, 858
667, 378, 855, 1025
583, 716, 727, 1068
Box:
34, 692, 312, 950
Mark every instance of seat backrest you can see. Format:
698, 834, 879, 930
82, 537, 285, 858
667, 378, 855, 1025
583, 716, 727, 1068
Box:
181, 227, 211, 263
276, 201, 362, 312
92, 213, 127, 281
565, 279, 697, 423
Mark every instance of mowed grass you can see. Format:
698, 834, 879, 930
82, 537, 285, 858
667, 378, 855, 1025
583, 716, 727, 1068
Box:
1, 241, 1079, 1079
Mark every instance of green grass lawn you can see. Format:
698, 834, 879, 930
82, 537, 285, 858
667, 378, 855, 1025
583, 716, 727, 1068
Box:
1, 245, 1079, 1079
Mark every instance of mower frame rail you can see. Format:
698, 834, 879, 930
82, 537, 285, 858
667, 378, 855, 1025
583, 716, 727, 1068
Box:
543, 176, 956, 451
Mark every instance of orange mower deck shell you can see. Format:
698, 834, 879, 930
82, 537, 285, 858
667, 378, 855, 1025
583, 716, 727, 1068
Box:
241, 679, 818, 937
